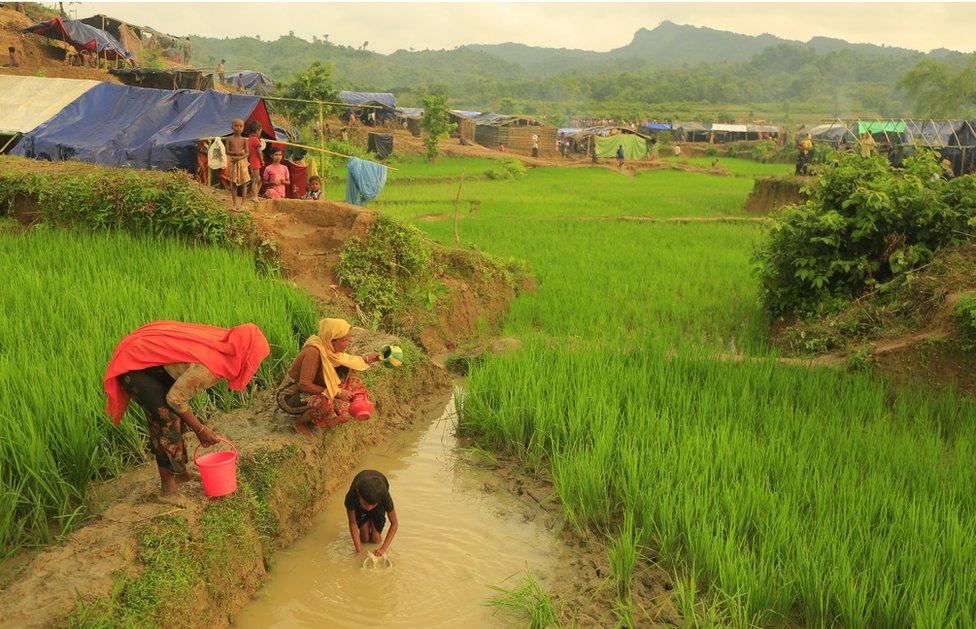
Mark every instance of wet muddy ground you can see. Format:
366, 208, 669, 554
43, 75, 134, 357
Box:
235, 395, 560, 628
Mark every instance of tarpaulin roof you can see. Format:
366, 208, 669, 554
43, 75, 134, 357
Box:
904, 120, 976, 148
857, 121, 906, 134
473, 113, 546, 128
640, 122, 672, 131
226, 71, 276, 96
746, 124, 781, 133
0, 75, 101, 135
12, 83, 275, 171
450, 110, 481, 119
339, 91, 397, 109
395, 107, 424, 119
595, 134, 648, 160
567, 126, 651, 141
79, 14, 143, 41
558, 127, 582, 136
804, 123, 856, 143
23, 17, 133, 61
672, 121, 708, 132
711, 123, 748, 133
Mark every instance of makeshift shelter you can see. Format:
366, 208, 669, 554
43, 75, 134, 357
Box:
225, 71, 276, 96
394, 107, 424, 136
640, 122, 672, 134
471, 113, 557, 155
672, 121, 710, 143
802, 122, 856, 146
564, 126, 652, 159
367, 133, 394, 159
78, 15, 143, 54
12, 83, 276, 172
339, 91, 397, 124
110, 68, 213, 91
23, 17, 133, 62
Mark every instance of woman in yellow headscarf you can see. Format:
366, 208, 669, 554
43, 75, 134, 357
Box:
277, 319, 380, 436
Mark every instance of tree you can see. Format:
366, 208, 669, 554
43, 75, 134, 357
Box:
278, 61, 339, 126
420, 94, 456, 162
897, 56, 976, 117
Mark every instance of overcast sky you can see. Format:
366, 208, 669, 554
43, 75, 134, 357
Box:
70, 2, 976, 55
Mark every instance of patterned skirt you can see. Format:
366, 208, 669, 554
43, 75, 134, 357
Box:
275, 375, 367, 428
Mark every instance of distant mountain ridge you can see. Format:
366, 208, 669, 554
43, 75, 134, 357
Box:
465, 20, 954, 73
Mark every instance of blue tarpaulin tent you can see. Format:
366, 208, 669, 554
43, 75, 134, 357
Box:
23, 17, 132, 62
12, 83, 276, 171
225, 71, 276, 96
640, 122, 672, 132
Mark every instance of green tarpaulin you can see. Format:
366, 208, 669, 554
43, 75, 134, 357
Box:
595, 134, 648, 160
857, 121, 906, 134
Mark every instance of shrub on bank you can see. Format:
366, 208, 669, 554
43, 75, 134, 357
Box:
755, 150, 976, 315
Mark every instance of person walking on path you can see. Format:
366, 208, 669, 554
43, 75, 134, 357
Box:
103, 321, 270, 504
616, 144, 625, 168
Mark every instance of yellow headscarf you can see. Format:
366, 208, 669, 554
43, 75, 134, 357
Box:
303, 318, 370, 398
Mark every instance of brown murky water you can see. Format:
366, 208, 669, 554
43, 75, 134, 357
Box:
234, 394, 559, 628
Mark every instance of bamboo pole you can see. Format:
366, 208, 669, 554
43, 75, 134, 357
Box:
0, 134, 20, 155
318, 101, 325, 181
453, 168, 466, 246
201, 137, 398, 170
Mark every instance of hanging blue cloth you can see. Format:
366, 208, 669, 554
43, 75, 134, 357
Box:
346, 157, 388, 206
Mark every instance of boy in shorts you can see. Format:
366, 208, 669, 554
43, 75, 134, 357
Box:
345, 469, 398, 556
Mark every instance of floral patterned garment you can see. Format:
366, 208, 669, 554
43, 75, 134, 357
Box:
275, 374, 367, 428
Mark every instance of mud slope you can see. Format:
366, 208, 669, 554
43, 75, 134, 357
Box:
743, 175, 809, 214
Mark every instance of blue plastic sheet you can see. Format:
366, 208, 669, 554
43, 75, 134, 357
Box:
23, 18, 132, 61
13, 83, 275, 171
345, 158, 387, 206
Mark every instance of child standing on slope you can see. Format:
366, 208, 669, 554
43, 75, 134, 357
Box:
345, 469, 398, 556
223, 118, 250, 209
262, 148, 290, 199
247, 121, 265, 200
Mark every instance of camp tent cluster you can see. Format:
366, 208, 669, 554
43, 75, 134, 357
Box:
456, 113, 558, 154
340, 91, 398, 123
801, 119, 976, 175
561, 127, 654, 159
672, 121, 782, 143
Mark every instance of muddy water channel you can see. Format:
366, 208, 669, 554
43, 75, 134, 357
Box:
235, 394, 559, 628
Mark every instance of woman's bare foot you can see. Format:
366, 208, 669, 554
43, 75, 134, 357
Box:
157, 491, 191, 508
294, 419, 314, 437
176, 470, 200, 484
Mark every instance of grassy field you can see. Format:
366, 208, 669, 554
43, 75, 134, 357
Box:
0, 228, 316, 557
662, 155, 794, 178
383, 160, 976, 624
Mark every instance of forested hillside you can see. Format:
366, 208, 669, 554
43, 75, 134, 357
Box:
190, 21, 972, 119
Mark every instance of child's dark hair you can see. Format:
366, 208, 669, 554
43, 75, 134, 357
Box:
357, 476, 385, 505
248, 120, 262, 134
309, 175, 321, 183
7, 47, 14, 53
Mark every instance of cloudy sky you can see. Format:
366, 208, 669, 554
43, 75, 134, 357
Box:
72, 2, 975, 55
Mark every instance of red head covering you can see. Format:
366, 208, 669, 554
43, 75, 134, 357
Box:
104, 320, 271, 424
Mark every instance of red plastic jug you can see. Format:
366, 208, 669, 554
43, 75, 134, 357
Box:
348, 391, 374, 420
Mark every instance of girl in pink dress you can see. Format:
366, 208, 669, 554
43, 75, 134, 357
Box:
262, 148, 290, 199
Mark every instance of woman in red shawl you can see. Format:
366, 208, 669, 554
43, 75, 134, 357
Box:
104, 321, 270, 502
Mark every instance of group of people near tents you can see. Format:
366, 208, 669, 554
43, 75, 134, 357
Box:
103, 318, 399, 556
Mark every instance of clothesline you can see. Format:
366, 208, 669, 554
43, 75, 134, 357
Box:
201, 136, 397, 170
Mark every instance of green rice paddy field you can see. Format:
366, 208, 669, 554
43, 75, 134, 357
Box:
369, 159, 976, 625
0, 228, 316, 556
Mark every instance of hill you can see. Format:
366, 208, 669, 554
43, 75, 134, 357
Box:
183, 21, 972, 118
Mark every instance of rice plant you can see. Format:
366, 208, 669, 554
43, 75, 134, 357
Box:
0, 228, 317, 556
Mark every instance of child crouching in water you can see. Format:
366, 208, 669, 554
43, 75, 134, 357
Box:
345, 469, 397, 556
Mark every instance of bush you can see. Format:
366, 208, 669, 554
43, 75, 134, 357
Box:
485, 159, 527, 180
952, 292, 976, 350
755, 150, 976, 315
336, 215, 436, 326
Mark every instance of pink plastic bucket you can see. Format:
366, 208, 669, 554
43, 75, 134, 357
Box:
193, 438, 238, 498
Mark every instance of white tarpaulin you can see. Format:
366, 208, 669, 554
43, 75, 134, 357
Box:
0, 75, 101, 135
711, 123, 748, 133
